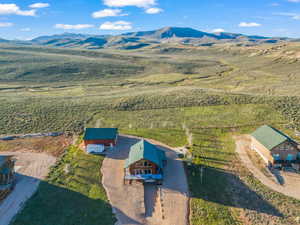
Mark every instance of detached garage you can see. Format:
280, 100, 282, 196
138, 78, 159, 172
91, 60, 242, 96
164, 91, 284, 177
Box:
83, 128, 118, 150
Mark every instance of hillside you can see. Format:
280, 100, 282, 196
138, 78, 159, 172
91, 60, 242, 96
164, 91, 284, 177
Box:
1, 27, 290, 50
0, 42, 299, 95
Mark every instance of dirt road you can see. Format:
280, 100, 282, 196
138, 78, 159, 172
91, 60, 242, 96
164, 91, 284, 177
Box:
101, 135, 189, 225
234, 135, 300, 200
0, 152, 56, 225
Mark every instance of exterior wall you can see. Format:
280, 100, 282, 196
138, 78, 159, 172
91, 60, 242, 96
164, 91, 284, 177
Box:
84, 139, 116, 147
271, 141, 299, 161
129, 159, 159, 175
251, 137, 274, 164
251, 137, 299, 165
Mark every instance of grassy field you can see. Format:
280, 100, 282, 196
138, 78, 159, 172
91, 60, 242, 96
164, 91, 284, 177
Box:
1, 43, 300, 135
12, 145, 116, 225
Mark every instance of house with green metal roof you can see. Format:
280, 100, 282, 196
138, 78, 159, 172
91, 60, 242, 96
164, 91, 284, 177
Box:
251, 125, 299, 166
83, 128, 118, 149
124, 139, 166, 184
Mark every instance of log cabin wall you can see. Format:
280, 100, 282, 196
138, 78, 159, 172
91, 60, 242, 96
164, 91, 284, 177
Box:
271, 141, 299, 160
129, 159, 159, 175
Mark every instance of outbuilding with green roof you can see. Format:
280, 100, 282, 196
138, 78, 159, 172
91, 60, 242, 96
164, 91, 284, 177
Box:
251, 125, 299, 166
83, 128, 118, 148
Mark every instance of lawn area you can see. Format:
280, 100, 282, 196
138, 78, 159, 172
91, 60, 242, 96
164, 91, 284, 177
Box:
90, 104, 286, 130
11, 145, 116, 225
121, 128, 187, 147
187, 129, 240, 225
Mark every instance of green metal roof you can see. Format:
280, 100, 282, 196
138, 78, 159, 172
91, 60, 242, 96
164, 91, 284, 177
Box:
251, 125, 295, 150
83, 128, 118, 140
125, 139, 166, 169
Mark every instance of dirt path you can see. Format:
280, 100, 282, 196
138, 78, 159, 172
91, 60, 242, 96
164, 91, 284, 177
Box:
101, 135, 189, 225
0, 152, 56, 225
234, 135, 300, 200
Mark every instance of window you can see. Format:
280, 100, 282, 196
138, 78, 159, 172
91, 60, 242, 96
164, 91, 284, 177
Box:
134, 169, 152, 175
144, 161, 151, 167
134, 169, 143, 175
136, 161, 143, 166
272, 154, 280, 161
144, 169, 152, 174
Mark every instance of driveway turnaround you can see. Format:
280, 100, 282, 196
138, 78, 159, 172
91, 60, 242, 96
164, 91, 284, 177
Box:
234, 135, 300, 200
101, 135, 189, 225
0, 152, 56, 225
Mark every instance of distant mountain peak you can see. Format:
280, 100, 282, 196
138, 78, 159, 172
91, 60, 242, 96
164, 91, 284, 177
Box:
0, 26, 290, 50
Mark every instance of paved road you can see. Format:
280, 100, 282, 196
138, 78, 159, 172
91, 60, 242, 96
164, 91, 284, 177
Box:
0, 152, 56, 225
234, 135, 300, 200
101, 135, 189, 225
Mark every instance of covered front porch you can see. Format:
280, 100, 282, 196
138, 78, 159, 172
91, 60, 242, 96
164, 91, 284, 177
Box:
124, 169, 163, 184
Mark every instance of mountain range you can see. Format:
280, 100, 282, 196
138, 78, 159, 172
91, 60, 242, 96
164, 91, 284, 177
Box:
1, 27, 293, 50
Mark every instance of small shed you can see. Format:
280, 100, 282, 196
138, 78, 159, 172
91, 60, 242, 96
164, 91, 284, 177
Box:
124, 139, 166, 184
251, 125, 299, 166
83, 128, 118, 148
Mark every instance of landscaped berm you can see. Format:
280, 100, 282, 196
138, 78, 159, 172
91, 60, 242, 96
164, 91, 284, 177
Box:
251, 125, 300, 169
0, 156, 15, 201
124, 139, 166, 184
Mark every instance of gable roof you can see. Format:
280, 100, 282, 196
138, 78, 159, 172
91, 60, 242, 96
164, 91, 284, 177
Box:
251, 125, 296, 150
125, 139, 166, 169
83, 128, 118, 140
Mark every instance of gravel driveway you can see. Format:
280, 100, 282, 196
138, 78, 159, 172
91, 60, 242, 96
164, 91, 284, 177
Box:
101, 135, 189, 225
0, 152, 56, 225
234, 135, 300, 200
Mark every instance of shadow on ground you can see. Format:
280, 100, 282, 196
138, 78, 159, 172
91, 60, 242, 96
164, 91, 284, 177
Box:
187, 163, 284, 218
8, 174, 138, 225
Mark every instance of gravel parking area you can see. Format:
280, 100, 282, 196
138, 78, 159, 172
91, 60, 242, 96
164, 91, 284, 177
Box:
0, 152, 56, 225
101, 135, 189, 225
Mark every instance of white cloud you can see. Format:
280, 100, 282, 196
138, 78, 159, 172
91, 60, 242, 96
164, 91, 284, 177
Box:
92, 9, 126, 18
145, 7, 163, 14
275, 12, 300, 20
0, 4, 36, 16
239, 22, 261, 27
55, 24, 95, 30
99, 21, 132, 30
103, 0, 156, 8
212, 28, 225, 33
0, 22, 13, 27
21, 28, 31, 31
287, 0, 300, 2
29, 3, 50, 9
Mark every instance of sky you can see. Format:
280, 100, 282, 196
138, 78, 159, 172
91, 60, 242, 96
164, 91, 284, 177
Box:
0, 0, 300, 40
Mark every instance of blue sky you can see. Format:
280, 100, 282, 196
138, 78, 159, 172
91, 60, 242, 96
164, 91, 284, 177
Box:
0, 0, 300, 40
